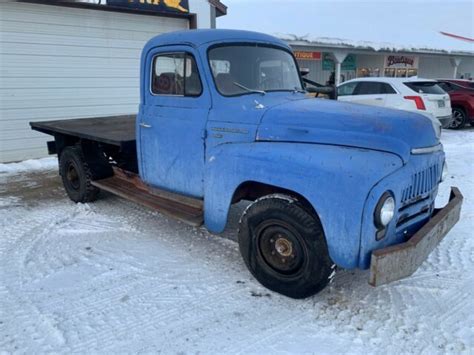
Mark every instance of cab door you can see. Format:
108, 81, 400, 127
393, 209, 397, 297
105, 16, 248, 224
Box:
139, 46, 211, 198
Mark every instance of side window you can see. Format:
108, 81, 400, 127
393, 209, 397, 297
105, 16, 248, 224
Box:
382, 83, 397, 94
152, 53, 202, 96
355, 82, 385, 95
337, 82, 358, 96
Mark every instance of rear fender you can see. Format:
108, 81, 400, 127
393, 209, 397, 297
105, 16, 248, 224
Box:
204, 142, 403, 269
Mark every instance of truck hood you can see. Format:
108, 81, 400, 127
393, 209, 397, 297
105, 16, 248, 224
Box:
257, 98, 439, 162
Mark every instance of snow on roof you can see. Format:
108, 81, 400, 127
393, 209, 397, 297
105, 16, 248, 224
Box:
277, 33, 474, 57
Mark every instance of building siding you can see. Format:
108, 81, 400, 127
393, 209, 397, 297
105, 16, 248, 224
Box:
458, 57, 474, 79
0, 1, 189, 162
418, 56, 455, 78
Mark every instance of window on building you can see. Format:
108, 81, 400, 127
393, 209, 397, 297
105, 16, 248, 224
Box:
384, 68, 417, 78
357, 68, 380, 78
384, 68, 396, 77
407, 69, 418, 77
152, 53, 202, 96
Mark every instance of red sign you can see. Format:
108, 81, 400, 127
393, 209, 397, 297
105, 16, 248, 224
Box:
294, 51, 321, 61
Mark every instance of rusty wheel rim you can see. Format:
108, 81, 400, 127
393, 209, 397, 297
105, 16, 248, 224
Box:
66, 163, 80, 190
256, 220, 306, 275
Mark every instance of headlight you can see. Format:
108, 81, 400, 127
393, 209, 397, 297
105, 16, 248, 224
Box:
374, 192, 395, 229
442, 162, 448, 182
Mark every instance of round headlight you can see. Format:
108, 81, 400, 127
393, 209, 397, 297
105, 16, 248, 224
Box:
441, 162, 448, 182
374, 192, 395, 229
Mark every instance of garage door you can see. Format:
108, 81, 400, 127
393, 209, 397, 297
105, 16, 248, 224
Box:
0, 1, 189, 162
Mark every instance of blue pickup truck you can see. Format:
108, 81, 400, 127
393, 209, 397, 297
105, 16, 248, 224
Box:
31, 29, 463, 299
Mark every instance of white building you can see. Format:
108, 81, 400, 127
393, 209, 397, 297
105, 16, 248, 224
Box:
284, 35, 474, 87
0, 0, 226, 162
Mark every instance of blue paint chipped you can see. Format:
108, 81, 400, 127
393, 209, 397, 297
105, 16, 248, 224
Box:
136, 29, 444, 270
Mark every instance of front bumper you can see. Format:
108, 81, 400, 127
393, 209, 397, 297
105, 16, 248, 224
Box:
369, 187, 463, 286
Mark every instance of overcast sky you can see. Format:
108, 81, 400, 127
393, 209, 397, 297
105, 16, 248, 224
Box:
217, 0, 474, 52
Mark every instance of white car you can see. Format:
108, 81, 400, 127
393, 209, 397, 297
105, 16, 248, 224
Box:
337, 77, 453, 128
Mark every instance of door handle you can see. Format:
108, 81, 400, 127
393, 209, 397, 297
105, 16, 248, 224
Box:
140, 122, 152, 128
374, 97, 383, 101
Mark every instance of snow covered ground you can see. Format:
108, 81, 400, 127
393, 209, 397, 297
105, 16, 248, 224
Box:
0, 129, 473, 354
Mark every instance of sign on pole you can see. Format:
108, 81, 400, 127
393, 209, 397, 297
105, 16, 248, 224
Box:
322, 53, 356, 71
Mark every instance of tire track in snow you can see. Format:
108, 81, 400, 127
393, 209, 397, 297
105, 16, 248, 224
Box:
65, 284, 242, 352
0, 198, 247, 352
0, 204, 84, 352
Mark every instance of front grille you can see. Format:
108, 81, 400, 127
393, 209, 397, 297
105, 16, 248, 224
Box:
400, 163, 440, 205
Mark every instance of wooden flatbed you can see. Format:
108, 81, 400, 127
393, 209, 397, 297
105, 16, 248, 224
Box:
30, 115, 136, 149
30, 114, 203, 226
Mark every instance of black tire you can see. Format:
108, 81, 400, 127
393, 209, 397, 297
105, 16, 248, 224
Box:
450, 107, 466, 130
59, 146, 99, 203
238, 194, 334, 299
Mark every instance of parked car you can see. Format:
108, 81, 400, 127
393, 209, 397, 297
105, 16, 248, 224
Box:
30, 30, 462, 299
436, 79, 474, 129
337, 77, 453, 128
437, 78, 474, 90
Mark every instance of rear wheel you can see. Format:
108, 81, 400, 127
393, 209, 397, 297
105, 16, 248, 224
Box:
238, 194, 334, 299
59, 146, 99, 203
450, 108, 466, 129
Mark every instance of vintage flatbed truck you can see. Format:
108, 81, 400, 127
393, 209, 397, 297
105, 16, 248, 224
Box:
31, 29, 463, 299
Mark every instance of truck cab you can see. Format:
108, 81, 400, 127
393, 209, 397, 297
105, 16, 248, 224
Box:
31, 30, 462, 299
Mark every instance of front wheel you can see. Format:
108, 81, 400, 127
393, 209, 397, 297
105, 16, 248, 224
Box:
238, 194, 334, 299
450, 108, 466, 129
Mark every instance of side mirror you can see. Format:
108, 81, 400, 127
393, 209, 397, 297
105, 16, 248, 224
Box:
300, 68, 310, 77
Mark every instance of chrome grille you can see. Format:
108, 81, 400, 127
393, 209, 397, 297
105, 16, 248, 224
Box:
401, 163, 440, 205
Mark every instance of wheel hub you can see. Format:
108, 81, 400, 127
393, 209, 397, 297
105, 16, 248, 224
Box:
450, 110, 464, 128
274, 237, 293, 257
66, 163, 80, 190
256, 221, 305, 275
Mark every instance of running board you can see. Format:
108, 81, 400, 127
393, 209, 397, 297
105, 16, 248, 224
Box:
91, 168, 203, 226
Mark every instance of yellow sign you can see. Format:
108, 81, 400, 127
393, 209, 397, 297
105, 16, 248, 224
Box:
108, 0, 189, 13
131, 0, 187, 12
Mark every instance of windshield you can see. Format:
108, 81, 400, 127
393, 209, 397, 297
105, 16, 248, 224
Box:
208, 44, 303, 96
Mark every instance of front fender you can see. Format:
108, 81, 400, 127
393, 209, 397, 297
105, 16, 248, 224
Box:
204, 142, 403, 269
